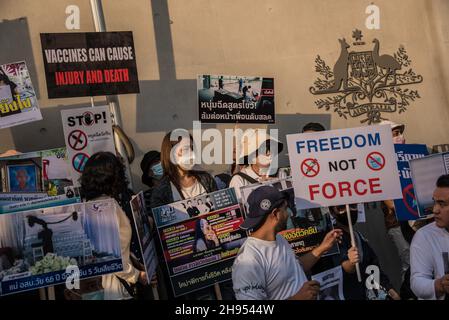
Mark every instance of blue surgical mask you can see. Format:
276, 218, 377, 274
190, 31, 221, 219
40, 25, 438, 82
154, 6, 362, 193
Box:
151, 162, 164, 179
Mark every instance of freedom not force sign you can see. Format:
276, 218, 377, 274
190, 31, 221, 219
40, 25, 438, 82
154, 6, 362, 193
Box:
286, 125, 402, 209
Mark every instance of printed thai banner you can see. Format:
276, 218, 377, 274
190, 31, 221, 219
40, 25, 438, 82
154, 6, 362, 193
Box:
409, 152, 449, 216
40, 32, 139, 98
240, 178, 339, 256
61, 105, 115, 187
130, 192, 158, 282
312, 266, 345, 300
198, 74, 275, 123
0, 61, 42, 129
0, 194, 81, 214
0, 193, 47, 208
152, 188, 246, 297
0, 198, 123, 296
393, 144, 429, 220
0, 148, 75, 198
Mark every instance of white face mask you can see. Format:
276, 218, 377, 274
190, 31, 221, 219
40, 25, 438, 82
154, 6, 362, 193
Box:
177, 152, 196, 171
258, 166, 270, 176
257, 154, 272, 166
392, 134, 405, 144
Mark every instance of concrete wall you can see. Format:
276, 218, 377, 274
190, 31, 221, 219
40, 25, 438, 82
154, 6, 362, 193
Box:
2, 0, 449, 292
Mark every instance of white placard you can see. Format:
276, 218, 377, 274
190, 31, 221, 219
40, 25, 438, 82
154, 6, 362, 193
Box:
61, 105, 115, 186
286, 125, 401, 209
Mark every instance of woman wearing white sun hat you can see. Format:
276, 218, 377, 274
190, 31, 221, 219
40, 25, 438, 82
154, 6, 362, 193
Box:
229, 128, 284, 199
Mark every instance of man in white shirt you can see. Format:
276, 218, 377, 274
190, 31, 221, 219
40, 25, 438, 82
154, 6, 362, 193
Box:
232, 185, 343, 300
410, 174, 449, 300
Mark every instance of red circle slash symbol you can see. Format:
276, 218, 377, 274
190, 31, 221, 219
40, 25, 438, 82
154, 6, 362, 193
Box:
301, 158, 320, 177
403, 184, 419, 218
72, 153, 90, 173
366, 152, 386, 171
68, 130, 88, 151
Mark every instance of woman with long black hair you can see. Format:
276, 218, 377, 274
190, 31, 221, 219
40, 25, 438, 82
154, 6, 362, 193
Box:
80, 151, 147, 300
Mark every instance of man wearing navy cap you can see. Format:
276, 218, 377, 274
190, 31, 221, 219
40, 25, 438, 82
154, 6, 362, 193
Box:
232, 185, 342, 300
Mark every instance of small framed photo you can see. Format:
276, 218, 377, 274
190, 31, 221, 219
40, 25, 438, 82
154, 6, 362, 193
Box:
1, 158, 43, 192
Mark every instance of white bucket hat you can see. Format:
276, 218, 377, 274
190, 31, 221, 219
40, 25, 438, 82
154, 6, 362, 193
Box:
379, 120, 405, 134
236, 129, 283, 163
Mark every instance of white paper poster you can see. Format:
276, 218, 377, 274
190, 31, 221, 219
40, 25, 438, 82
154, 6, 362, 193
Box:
286, 125, 402, 209
61, 106, 115, 186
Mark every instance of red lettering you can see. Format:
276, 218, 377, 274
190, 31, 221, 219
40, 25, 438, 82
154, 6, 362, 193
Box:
55, 72, 63, 85
354, 179, 367, 195
338, 181, 352, 197
123, 68, 129, 81
309, 184, 320, 201
322, 183, 336, 199
369, 178, 382, 194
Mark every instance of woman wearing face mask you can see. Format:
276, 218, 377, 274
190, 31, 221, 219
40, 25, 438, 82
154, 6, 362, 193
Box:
229, 129, 284, 199
150, 130, 220, 300
329, 204, 401, 300
150, 130, 217, 208
140, 151, 163, 213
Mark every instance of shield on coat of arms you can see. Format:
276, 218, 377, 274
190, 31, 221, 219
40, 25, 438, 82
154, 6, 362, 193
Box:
348, 51, 377, 81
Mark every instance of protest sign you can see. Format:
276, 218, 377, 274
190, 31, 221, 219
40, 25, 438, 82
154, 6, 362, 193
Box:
393, 144, 429, 220
130, 192, 158, 282
152, 188, 246, 297
40, 32, 139, 98
0, 198, 122, 296
312, 266, 344, 300
61, 105, 115, 186
198, 75, 275, 123
409, 152, 449, 216
240, 178, 339, 256
0, 148, 74, 196
286, 125, 402, 209
0, 61, 42, 129
40, 148, 73, 196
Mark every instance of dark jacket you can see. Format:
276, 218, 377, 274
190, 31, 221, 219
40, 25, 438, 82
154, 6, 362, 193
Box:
150, 170, 218, 209
311, 229, 393, 300
148, 170, 217, 300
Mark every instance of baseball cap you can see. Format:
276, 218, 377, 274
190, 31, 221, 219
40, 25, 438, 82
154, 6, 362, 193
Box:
240, 185, 289, 231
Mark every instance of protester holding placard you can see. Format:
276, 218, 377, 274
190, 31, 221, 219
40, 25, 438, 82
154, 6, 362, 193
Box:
232, 185, 343, 300
379, 120, 411, 282
410, 174, 449, 300
329, 204, 400, 300
229, 129, 284, 199
150, 130, 221, 299
80, 152, 147, 300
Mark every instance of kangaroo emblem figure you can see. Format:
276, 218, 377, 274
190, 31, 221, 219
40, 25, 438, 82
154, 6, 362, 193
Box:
372, 38, 401, 85
317, 38, 355, 93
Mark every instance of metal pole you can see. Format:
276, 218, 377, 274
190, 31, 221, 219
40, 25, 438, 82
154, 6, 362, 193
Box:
346, 204, 362, 282
89, 0, 133, 188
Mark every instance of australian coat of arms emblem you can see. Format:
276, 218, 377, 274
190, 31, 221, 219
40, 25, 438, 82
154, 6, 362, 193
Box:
310, 29, 423, 124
